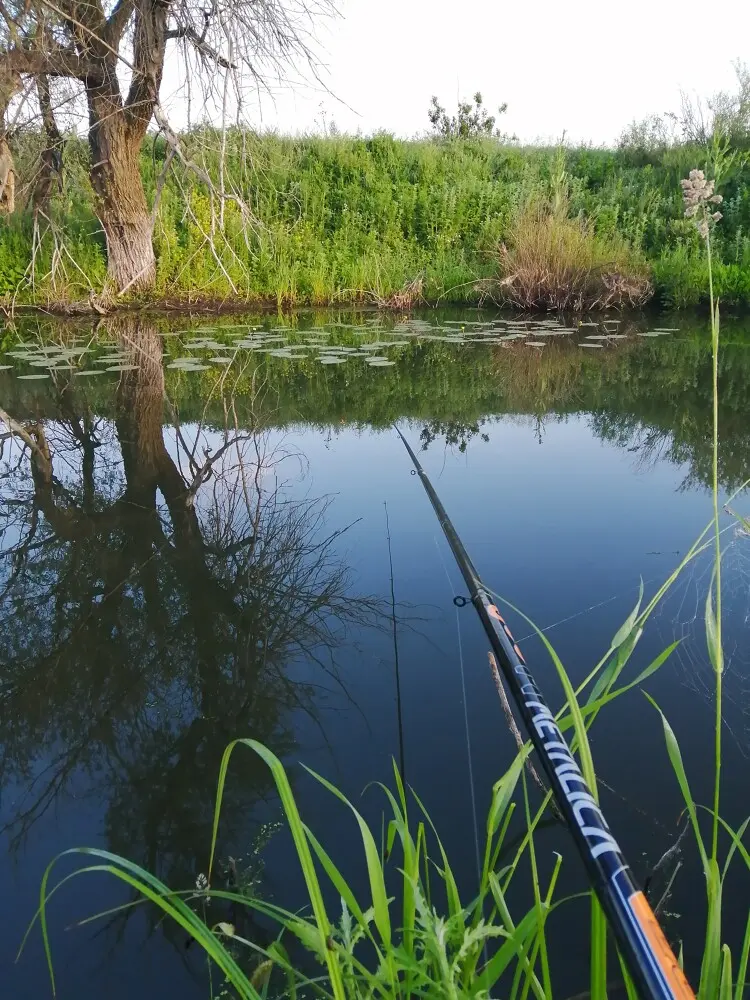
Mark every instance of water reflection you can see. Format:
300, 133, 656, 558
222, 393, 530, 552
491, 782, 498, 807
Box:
0, 318, 381, 900
1, 309, 750, 998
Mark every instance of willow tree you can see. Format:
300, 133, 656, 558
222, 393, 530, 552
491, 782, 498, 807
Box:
0, 0, 328, 295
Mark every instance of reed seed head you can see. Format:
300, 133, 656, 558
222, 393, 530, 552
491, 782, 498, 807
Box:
681, 169, 723, 240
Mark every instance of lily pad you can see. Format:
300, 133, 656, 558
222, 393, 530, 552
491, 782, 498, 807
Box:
367, 359, 396, 367
579, 343, 604, 349
17, 373, 51, 379
319, 357, 347, 364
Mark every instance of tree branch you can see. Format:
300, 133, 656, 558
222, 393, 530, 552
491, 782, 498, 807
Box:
106, 0, 134, 45
0, 41, 96, 83
0, 406, 48, 461
37, 74, 61, 143
123, 0, 169, 135
165, 26, 236, 70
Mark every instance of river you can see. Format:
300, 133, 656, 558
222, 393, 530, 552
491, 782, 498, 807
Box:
1, 307, 749, 998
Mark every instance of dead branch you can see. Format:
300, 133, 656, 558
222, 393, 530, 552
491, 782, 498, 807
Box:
488, 651, 563, 819
166, 26, 236, 69
0, 406, 48, 461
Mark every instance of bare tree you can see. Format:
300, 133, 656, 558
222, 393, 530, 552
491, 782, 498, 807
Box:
0, 0, 332, 298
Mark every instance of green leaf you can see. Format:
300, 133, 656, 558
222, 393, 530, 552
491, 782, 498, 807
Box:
210, 741, 346, 1000
734, 910, 750, 1000
720, 945, 734, 1000
644, 696, 708, 873
611, 579, 643, 649
35, 854, 260, 1000
303, 765, 392, 947
699, 859, 723, 1000
590, 894, 608, 1000
411, 788, 462, 917
303, 824, 378, 949
487, 751, 527, 838
617, 950, 640, 1000
478, 879, 543, 992
705, 577, 724, 675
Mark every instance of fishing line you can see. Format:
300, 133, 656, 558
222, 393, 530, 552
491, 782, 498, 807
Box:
396, 424, 694, 1000
434, 536, 484, 898
513, 576, 664, 643
384, 501, 406, 783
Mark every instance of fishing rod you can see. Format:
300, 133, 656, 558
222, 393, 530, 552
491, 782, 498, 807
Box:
394, 425, 693, 1000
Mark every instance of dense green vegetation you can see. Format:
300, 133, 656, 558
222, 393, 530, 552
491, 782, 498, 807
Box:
4, 128, 750, 308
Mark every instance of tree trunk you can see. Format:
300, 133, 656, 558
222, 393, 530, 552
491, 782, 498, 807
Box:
89, 100, 156, 294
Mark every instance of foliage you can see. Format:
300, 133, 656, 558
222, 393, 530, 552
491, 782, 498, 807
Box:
1, 127, 750, 307
619, 62, 750, 153
491, 198, 652, 311
427, 91, 514, 141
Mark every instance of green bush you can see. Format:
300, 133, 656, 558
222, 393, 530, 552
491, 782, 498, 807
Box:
2, 130, 750, 306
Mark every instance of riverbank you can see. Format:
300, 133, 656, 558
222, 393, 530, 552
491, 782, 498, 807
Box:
3, 131, 750, 309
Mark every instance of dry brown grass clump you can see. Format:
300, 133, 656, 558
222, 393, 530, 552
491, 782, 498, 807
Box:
369, 274, 425, 310
491, 203, 652, 311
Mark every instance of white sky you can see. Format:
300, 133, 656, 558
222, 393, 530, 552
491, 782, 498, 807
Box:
164, 0, 750, 145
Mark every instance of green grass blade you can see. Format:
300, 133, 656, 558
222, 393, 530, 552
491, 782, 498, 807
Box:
480, 875, 545, 998
644, 695, 708, 872
410, 787, 462, 917
720, 944, 733, 1000
611, 578, 643, 649
560, 641, 682, 736
699, 858, 723, 1000
302, 765, 392, 947
302, 824, 379, 946
38, 855, 259, 999
211, 740, 346, 1000
490, 597, 598, 793
617, 949, 640, 1000
705, 573, 723, 675
734, 910, 750, 1000
376, 777, 418, 959
718, 814, 750, 878
488, 750, 527, 839
590, 894, 608, 1000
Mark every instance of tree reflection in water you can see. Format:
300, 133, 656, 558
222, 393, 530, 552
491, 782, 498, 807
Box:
0, 318, 382, 919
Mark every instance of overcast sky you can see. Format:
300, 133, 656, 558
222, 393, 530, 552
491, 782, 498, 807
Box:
164, 0, 750, 144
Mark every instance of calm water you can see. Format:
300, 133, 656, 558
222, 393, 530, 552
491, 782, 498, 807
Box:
1, 308, 750, 997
